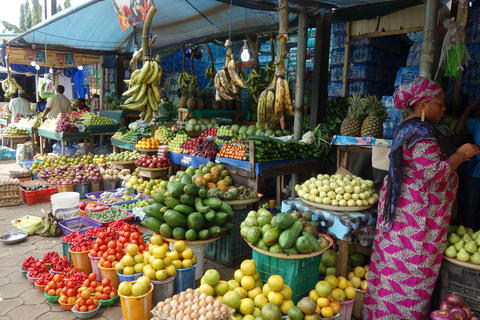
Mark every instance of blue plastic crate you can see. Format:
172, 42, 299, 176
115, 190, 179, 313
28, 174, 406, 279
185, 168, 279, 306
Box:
467, 43, 480, 64
328, 81, 343, 97
330, 34, 346, 49
330, 67, 343, 81
394, 66, 420, 88
348, 64, 379, 81
332, 23, 346, 33
348, 81, 379, 96
330, 48, 345, 66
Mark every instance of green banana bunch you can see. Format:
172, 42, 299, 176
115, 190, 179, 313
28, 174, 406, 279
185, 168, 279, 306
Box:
245, 67, 266, 103
177, 71, 198, 89
205, 65, 217, 87
2, 77, 22, 99
265, 62, 276, 86
121, 58, 163, 123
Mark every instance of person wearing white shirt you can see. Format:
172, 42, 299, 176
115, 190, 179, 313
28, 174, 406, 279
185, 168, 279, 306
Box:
43, 85, 71, 120
8, 89, 31, 122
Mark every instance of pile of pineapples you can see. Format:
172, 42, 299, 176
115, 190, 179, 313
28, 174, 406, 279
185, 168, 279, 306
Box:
340, 95, 387, 137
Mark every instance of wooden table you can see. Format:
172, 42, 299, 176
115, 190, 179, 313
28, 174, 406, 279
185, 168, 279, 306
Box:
85, 132, 116, 154
37, 129, 88, 155
0, 134, 29, 149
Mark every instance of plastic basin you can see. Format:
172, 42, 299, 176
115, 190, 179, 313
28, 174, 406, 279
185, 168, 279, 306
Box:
43, 292, 60, 303
119, 281, 153, 320
88, 253, 102, 281
98, 263, 119, 289
174, 265, 196, 294
117, 272, 143, 283
69, 248, 92, 274
152, 275, 175, 305
71, 304, 101, 319
100, 295, 119, 307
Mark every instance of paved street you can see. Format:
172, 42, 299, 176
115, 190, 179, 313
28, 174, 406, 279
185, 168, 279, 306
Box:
0, 160, 234, 320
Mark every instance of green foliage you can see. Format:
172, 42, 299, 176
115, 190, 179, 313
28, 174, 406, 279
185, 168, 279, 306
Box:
31, 0, 43, 26
19, 2, 26, 31
1, 21, 22, 33
24, 0, 32, 30
64, 0, 72, 9
57, 4, 63, 12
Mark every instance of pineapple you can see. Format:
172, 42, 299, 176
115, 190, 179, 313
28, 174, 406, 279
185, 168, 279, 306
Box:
340, 95, 366, 136
360, 96, 387, 137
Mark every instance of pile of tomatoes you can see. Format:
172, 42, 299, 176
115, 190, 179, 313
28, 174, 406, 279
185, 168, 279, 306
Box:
91, 232, 123, 268
73, 288, 99, 313
58, 280, 79, 305
80, 273, 117, 301
117, 224, 147, 253
44, 274, 66, 297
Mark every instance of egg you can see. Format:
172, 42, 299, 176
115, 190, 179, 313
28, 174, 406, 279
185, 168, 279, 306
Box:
220, 306, 228, 314
184, 300, 192, 308
163, 305, 171, 314
177, 311, 184, 319
186, 288, 194, 293
191, 311, 199, 319
213, 300, 221, 308
206, 296, 214, 304
205, 311, 214, 320
213, 310, 221, 318
205, 304, 213, 312
199, 300, 207, 308
184, 307, 191, 314
182, 316, 190, 320
186, 293, 193, 300
170, 300, 178, 308
199, 316, 206, 320
165, 298, 171, 304
199, 306, 206, 315
177, 305, 185, 312
157, 302, 164, 309
169, 309, 176, 317
178, 295, 186, 303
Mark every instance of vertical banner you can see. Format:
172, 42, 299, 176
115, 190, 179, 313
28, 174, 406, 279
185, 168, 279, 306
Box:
111, 0, 153, 31
24, 48, 35, 63
55, 53, 66, 66
36, 50, 46, 64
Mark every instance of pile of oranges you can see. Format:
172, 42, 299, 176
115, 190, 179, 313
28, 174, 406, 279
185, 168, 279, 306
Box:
136, 138, 160, 150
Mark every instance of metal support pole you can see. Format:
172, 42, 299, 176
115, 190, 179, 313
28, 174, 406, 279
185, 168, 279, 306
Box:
419, 0, 438, 78
291, 13, 307, 197
51, 0, 57, 16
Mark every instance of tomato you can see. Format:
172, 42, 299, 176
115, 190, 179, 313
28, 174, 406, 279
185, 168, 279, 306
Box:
79, 305, 88, 312
114, 252, 122, 260
139, 244, 145, 252
118, 236, 126, 244
123, 232, 130, 239
131, 232, 139, 240
93, 243, 99, 251
89, 251, 97, 257
101, 278, 111, 287
61, 287, 68, 295
107, 241, 116, 249
53, 274, 61, 282
68, 297, 77, 304
87, 305, 95, 311
67, 288, 76, 297
109, 291, 116, 298
122, 225, 130, 232
67, 281, 75, 289
98, 232, 106, 239
95, 286, 102, 293
47, 281, 56, 288
86, 298, 93, 306
111, 261, 118, 267
83, 279, 90, 287
88, 273, 96, 282
57, 281, 65, 288
59, 295, 67, 303
106, 255, 115, 263
56, 289, 62, 296
73, 303, 80, 310
92, 299, 98, 307
103, 286, 112, 294
81, 290, 90, 300
102, 261, 111, 268
99, 245, 107, 252
94, 292, 102, 300
77, 298, 85, 306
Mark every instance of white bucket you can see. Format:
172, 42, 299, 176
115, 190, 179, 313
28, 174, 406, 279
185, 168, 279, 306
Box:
51, 192, 80, 220
168, 242, 205, 280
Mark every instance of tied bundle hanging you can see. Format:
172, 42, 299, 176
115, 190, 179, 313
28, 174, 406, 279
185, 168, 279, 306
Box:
213, 39, 246, 102
435, 18, 470, 79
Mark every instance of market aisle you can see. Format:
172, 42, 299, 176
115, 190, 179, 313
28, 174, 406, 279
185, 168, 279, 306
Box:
0, 160, 234, 320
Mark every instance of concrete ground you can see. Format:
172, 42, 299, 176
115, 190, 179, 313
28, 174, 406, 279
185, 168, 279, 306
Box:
0, 159, 235, 320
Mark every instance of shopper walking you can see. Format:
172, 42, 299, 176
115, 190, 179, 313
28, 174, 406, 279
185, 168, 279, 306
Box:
363, 77, 480, 320
8, 89, 31, 122
43, 85, 71, 120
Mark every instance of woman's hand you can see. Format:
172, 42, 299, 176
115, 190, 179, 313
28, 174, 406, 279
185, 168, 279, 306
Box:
457, 143, 480, 160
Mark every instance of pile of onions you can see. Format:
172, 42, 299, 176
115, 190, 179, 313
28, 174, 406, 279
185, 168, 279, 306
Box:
431, 293, 478, 320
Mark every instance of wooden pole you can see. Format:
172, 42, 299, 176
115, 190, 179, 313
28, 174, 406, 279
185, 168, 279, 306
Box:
419, 0, 438, 77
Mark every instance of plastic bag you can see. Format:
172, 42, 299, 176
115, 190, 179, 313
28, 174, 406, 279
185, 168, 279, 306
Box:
11, 215, 43, 235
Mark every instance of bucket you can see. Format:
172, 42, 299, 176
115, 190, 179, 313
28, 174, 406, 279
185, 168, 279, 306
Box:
169, 242, 204, 280
152, 275, 175, 305
352, 289, 365, 319
51, 192, 80, 220
88, 253, 102, 281
62, 241, 72, 262
73, 183, 90, 199
174, 265, 196, 294
119, 281, 153, 320
103, 180, 116, 191
90, 182, 101, 192
338, 299, 355, 320
99, 263, 119, 289
117, 272, 143, 283
58, 184, 74, 192
69, 248, 92, 274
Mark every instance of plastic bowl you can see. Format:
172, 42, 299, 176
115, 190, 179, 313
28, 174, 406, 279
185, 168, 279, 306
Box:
43, 291, 60, 303
20, 269, 28, 277
99, 294, 119, 307
26, 272, 40, 283
71, 304, 101, 319
58, 300, 75, 311
34, 279, 46, 291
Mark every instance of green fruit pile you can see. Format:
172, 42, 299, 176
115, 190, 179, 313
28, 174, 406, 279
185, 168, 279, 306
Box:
141, 165, 235, 241
240, 209, 328, 255
82, 112, 114, 126
217, 125, 291, 143
444, 225, 480, 264
115, 199, 150, 211
107, 151, 139, 162
207, 185, 258, 201
168, 132, 189, 153
154, 126, 175, 144
184, 118, 218, 132
318, 249, 338, 276
248, 136, 320, 163
3, 126, 29, 136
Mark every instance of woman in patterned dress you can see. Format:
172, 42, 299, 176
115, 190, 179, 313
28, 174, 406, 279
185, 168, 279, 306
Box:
363, 77, 480, 320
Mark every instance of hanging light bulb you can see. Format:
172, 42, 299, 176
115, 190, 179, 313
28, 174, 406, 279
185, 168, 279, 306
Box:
35, 64, 40, 70
30, 61, 36, 67
240, 40, 250, 62
78, 65, 83, 70
49, 68, 53, 73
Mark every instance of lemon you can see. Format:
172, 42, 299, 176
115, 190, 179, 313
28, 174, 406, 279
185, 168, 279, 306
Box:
241, 276, 256, 291
181, 248, 193, 260
198, 283, 215, 296
254, 294, 268, 308
267, 291, 284, 305
330, 301, 341, 314
360, 280, 368, 291
321, 306, 334, 318
182, 259, 193, 268
345, 286, 356, 299
317, 297, 330, 307
253, 307, 262, 317
166, 250, 179, 261
162, 257, 171, 266
325, 275, 338, 288
239, 298, 254, 315
247, 287, 262, 300
191, 255, 197, 265
234, 286, 248, 299
173, 240, 186, 252
354, 266, 366, 279
165, 264, 176, 277
351, 276, 361, 288
309, 289, 319, 301
228, 279, 240, 291
267, 275, 284, 292
262, 283, 271, 296
172, 259, 183, 269
234, 269, 245, 283
240, 260, 256, 276
280, 285, 292, 300
280, 300, 294, 314
347, 271, 355, 280
242, 315, 255, 320
337, 276, 348, 289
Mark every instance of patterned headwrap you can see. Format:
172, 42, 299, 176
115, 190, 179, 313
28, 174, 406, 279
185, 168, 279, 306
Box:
393, 77, 443, 109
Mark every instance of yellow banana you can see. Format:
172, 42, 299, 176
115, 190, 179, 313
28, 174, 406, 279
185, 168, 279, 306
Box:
122, 83, 141, 96
151, 84, 161, 102
282, 78, 294, 115
137, 60, 151, 83
146, 61, 158, 84
274, 77, 285, 116
227, 59, 246, 88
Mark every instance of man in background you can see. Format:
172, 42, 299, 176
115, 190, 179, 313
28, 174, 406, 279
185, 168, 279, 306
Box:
8, 89, 31, 122
43, 85, 71, 120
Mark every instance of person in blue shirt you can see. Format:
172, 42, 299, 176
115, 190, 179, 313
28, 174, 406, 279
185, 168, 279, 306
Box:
36, 98, 46, 113
455, 100, 480, 229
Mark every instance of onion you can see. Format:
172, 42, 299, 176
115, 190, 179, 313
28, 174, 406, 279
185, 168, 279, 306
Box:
445, 294, 465, 307
449, 307, 468, 320
440, 301, 451, 311
430, 310, 451, 320
461, 306, 472, 319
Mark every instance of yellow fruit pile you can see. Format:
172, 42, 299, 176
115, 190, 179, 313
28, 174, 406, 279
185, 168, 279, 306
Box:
198, 259, 293, 319
114, 243, 146, 275
309, 275, 357, 317
348, 265, 369, 291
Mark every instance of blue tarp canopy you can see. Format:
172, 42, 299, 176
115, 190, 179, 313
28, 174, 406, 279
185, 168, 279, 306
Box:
10, 0, 292, 54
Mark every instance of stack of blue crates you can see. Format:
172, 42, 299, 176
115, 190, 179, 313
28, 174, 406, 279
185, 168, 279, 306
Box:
287, 28, 317, 82
394, 32, 421, 89
460, 4, 480, 103
328, 23, 402, 97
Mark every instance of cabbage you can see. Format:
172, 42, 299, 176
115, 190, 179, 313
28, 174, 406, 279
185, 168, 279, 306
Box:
301, 131, 315, 144
11, 215, 43, 235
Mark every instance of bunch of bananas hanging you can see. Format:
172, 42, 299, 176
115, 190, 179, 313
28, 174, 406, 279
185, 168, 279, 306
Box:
265, 62, 276, 87
2, 77, 22, 99
214, 51, 246, 101
245, 67, 267, 103
257, 75, 293, 128
177, 71, 198, 89
205, 65, 217, 87
121, 58, 162, 123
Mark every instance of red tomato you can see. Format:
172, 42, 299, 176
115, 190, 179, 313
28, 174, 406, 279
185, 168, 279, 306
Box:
59, 295, 67, 303
73, 303, 80, 310
103, 286, 112, 294
81, 290, 90, 300
101, 278, 111, 286
87, 305, 95, 311
107, 241, 116, 249
101, 293, 109, 300
48, 289, 56, 296
67, 281, 75, 289
67, 288, 76, 297
79, 305, 88, 312
55, 289, 62, 296
131, 232, 139, 240
99, 245, 107, 252
102, 261, 111, 268
86, 298, 93, 306
109, 291, 116, 298
89, 251, 97, 257
98, 232, 106, 239
61, 287, 68, 295
88, 273, 96, 282
115, 252, 123, 260
111, 261, 118, 267
68, 297, 76, 304
83, 279, 90, 287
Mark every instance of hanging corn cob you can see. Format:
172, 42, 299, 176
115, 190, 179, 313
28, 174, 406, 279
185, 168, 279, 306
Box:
256, 0, 293, 129
214, 39, 246, 102
121, 7, 161, 123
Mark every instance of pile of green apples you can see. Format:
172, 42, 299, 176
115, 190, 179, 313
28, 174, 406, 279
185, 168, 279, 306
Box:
444, 225, 480, 264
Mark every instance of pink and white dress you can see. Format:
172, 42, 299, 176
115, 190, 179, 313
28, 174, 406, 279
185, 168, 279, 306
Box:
363, 140, 458, 320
